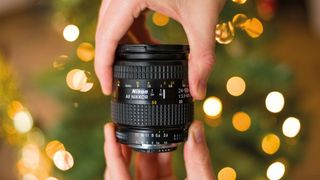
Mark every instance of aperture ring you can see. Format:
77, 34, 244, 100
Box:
113, 65, 187, 79
111, 101, 193, 127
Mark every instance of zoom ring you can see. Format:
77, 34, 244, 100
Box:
114, 65, 186, 79
111, 101, 193, 126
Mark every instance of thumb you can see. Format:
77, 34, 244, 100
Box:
184, 120, 215, 180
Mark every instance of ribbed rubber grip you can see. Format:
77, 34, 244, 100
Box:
111, 101, 193, 127
113, 65, 187, 79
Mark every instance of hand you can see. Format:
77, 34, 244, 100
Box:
95, 0, 225, 100
104, 121, 214, 180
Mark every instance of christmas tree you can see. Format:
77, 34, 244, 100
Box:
0, 0, 305, 179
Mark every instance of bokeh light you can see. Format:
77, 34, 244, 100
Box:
232, 0, 247, 4
265, 91, 285, 113
261, 133, 280, 155
66, 69, 87, 90
22, 173, 38, 180
28, 128, 45, 147
215, 22, 235, 44
282, 117, 301, 138
232, 14, 248, 28
218, 167, 237, 180
266, 162, 285, 180
77, 42, 95, 62
226, 76, 246, 96
53, 55, 68, 70
63, 24, 79, 42
243, 18, 264, 38
46, 177, 58, 180
152, 12, 169, 26
232, 112, 251, 132
46, 140, 66, 159
13, 110, 33, 133
22, 144, 40, 169
203, 96, 223, 118
7, 100, 24, 119
53, 150, 74, 171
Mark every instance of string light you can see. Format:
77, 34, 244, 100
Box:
66, 69, 87, 90
218, 167, 237, 180
203, 96, 223, 118
282, 117, 301, 138
267, 162, 285, 180
232, 112, 251, 132
242, 18, 264, 38
63, 24, 79, 42
13, 110, 33, 133
226, 76, 246, 96
215, 22, 235, 44
77, 42, 95, 62
261, 134, 280, 155
232, 0, 247, 5
46, 140, 66, 159
265, 91, 285, 113
152, 12, 169, 26
53, 150, 74, 171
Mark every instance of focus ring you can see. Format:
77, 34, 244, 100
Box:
114, 65, 186, 79
111, 101, 193, 127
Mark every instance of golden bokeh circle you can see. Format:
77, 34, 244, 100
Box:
152, 12, 170, 26
203, 96, 223, 118
77, 42, 95, 62
243, 18, 264, 38
45, 140, 66, 159
261, 133, 280, 155
226, 76, 246, 96
232, 112, 251, 132
218, 167, 237, 180
215, 22, 235, 44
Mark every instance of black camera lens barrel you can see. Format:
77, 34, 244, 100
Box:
111, 44, 194, 153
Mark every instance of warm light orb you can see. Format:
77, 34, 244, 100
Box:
66, 69, 87, 90
46, 140, 66, 159
63, 24, 80, 42
13, 111, 33, 133
282, 117, 301, 138
215, 22, 235, 44
7, 100, 24, 119
53, 150, 74, 171
22, 144, 40, 169
46, 177, 58, 180
232, 112, 251, 132
203, 96, 223, 118
23, 173, 38, 180
152, 12, 170, 26
232, 0, 247, 4
77, 42, 95, 62
265, 91, 285, 113
267, 162, 285, 180
218, 167, 237, 180
243, 18, 264, 38
261, 134, 280, 155
226, 76, 246, 96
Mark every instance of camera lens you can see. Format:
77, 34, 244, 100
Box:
111, 44, 194, 153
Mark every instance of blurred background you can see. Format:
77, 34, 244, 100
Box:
0, 0, 319, 179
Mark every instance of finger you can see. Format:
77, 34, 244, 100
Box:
95, 0, 147, 95
135, 153, 158, 180
121, 144, 132, 166
104, 123, 131, 180
184, 120, 214, 180
158, 153, 176, 180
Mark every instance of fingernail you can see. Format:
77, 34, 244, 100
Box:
191, 124, 204, 144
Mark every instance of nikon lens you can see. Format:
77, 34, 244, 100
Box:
111, 44, 194, 153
